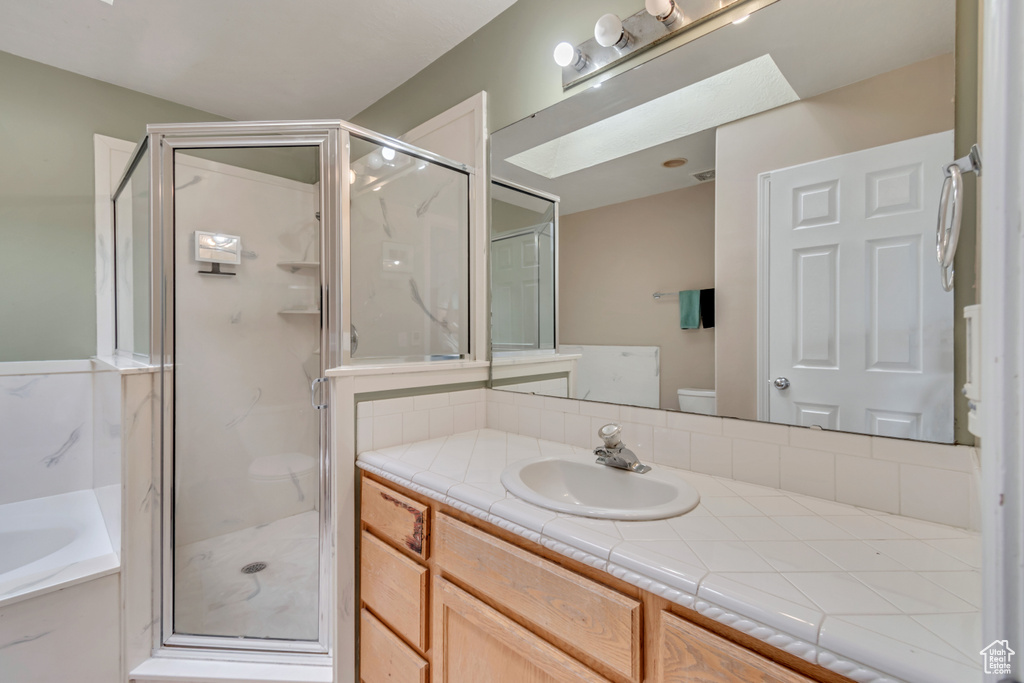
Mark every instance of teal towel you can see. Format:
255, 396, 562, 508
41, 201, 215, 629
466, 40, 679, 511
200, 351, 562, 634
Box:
679, 290, 700, 329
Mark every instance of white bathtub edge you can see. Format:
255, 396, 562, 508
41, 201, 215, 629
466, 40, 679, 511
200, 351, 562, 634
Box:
0, 556, 120, 609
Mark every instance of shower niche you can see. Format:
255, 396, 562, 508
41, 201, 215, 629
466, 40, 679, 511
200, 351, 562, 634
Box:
111, 121, 471, 657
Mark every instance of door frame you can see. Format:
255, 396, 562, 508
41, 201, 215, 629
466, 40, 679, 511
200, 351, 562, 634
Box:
148, 126, 339, 657
980, 0, 1024, 670
755, 171, 773, 422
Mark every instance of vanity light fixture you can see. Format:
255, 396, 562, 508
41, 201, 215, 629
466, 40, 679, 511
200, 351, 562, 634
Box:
553, 41, 587, 71
645, 0, 684, 29
595, 14, 631, 50
554, 0, 777, 89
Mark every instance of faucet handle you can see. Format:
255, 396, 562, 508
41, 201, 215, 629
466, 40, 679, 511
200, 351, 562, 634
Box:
598, 423, 623, 449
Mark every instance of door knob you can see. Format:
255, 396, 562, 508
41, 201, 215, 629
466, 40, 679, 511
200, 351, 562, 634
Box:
772, 377, 791, 390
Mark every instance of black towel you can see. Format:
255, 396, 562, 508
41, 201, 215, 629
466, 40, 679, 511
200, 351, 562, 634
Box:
699, 288, 715, 328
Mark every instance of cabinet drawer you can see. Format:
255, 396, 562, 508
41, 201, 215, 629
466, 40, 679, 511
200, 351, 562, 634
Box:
361, 608, 428, 683
435, 514, 641, 682
361, 530, 429, 652
658, 611, 814, 683
362, 476, 430, 560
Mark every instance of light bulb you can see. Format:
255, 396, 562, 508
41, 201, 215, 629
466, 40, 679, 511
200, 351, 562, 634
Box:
645, 0, 683, 28
594, 14, 625, 48
381, 147, 396, 161
645, 0, 672, 17
553, 41, 575, 67
367, 152, 383, 170
349, 169, 356, 184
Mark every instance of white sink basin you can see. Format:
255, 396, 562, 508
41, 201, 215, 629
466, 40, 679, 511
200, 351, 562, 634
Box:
500, 457, 700, 521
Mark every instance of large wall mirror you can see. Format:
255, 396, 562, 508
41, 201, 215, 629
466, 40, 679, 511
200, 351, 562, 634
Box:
489, 0, 974, 445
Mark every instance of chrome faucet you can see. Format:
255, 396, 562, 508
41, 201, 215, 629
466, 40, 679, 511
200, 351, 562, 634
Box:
594, 423, 651, 474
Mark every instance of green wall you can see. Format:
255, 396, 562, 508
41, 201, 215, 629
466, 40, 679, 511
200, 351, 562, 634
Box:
353, 0, 643, 136
0, 50, 226, 361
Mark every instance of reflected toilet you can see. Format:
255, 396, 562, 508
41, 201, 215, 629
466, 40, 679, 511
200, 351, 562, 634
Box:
677, 388, 716, 416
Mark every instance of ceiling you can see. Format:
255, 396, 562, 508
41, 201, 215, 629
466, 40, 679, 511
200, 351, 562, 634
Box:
491, 0, 955, 215
0, 0, 518, 121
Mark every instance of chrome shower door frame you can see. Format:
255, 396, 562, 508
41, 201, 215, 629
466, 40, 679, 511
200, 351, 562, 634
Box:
152, 121, 340, 659
490, 177, 560, 356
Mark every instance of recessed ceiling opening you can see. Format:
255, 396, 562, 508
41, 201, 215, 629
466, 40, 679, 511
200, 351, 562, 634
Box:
504, 54, 799, 180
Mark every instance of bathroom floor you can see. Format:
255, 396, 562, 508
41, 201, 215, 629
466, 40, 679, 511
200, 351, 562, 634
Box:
173, 510, 320, 641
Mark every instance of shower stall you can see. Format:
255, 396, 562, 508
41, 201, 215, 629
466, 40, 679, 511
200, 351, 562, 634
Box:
490, 179, 557, 354
111, 121, 470, 658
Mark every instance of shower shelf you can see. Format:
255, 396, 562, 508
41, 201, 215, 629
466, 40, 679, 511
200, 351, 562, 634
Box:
278, 308, 320, 316
277, 261, 319, 273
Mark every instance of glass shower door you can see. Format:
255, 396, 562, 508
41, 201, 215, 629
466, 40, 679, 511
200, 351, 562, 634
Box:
169, 144, 325, 645
490, 180, 557, 353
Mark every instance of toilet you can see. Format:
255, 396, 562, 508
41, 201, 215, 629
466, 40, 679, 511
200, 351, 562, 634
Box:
248, 452, 318, 522
677, 388, 716, 416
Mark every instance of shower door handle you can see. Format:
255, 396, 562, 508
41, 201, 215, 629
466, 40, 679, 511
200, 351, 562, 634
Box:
311, 377, 328, 410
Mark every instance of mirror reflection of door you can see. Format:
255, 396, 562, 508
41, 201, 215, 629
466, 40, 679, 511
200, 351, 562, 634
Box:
764, 131, 954, 442
489, 0, 966, 445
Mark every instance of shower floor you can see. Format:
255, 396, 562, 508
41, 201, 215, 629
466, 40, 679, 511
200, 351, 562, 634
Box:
174, 509, 320, 641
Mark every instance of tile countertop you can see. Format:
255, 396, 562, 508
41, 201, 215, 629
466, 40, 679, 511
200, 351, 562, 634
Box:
356, 429, 982, 683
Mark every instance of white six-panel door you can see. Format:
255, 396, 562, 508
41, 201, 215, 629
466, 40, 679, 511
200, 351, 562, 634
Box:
767, 131, 954, 442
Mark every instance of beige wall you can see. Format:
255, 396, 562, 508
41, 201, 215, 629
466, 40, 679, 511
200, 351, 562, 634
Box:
715, 53, 955, 420
560, 182, 715, 411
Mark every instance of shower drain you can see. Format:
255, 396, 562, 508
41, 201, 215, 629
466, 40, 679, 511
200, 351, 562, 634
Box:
241, 562, 267, 574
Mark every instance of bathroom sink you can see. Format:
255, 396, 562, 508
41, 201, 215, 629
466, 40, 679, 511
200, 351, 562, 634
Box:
500, 457, 700, 521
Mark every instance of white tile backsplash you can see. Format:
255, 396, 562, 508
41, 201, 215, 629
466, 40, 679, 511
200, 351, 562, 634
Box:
899, 464, 973, 528
357, 388, 487, 454
360, 387, 980, 530
780, 447, 836, 500
690, 433, 733, 478
484, 389, 978, 530
731, 439, 781, 488
835, 454, 899, 514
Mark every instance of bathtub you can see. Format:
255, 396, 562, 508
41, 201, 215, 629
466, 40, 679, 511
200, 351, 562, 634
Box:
0, 489, 118, 606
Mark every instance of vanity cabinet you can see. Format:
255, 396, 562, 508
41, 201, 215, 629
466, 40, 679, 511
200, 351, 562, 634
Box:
358, 473, 842, 683
656, 611, 814, 683
433, 576, 610, 682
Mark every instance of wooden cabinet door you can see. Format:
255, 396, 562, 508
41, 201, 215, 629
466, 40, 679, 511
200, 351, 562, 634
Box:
658, 611, 814, 683
361, 609, 428, 683
432, 576, 611, 683
435, 514, 641, 681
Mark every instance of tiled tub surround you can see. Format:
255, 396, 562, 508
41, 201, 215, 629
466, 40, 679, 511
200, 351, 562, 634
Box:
358, 430, 982, 683
0, 360, 134, 605
0, 362, 96, 506
485, 390, 980, 530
